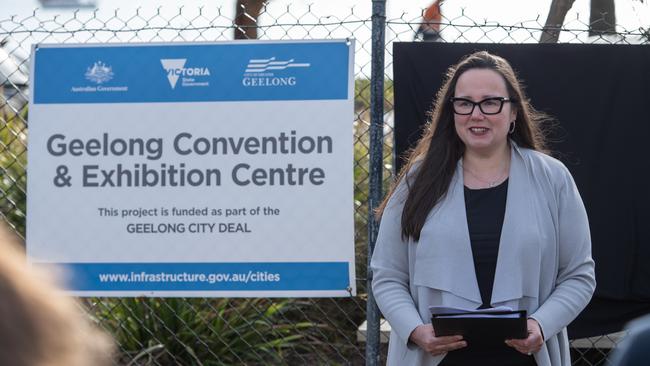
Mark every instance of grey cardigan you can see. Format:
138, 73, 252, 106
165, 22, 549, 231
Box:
370, 142, 596, 366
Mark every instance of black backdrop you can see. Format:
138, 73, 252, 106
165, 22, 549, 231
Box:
393, 42, 650, 338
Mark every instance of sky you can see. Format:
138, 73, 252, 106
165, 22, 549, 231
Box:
2, 0, 648, 26
1, 0, 648, 76
3, 1, 648, 49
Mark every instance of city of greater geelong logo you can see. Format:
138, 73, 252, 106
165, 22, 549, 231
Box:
71, 61, 128, 93
160, 59, 211, 89
242, 57, 310, 87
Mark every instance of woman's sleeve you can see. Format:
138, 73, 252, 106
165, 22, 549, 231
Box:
529, 168, 596, 341
370, 181, 424, 346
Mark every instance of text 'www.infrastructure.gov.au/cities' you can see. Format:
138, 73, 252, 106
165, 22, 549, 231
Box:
98, 270, 281, 284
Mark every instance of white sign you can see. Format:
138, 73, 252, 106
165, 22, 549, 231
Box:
27, 40, 356, 297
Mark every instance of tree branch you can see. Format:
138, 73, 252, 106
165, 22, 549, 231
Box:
234, 0, 267, 40
589, 0, 616, 37
540, 0, 577, 43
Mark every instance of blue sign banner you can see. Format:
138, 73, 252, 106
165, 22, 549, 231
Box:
48, 262, 350, 292
33, 41, 351, 104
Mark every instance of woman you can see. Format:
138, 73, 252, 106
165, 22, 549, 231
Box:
371, 51, 595, 365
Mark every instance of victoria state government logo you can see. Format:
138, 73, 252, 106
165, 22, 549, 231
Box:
160, 59, 211, 89
242, 57, 310, 87
71, 61, 128, 93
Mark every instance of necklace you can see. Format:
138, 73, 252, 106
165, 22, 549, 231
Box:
463, 163, 509, 188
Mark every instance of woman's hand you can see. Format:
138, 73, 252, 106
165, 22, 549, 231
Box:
505, 318, 544, 355
409, 324, 467, 356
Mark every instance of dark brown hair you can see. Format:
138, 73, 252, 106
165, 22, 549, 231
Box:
377, 51, 549, 241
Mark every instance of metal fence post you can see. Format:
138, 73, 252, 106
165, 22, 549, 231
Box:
366, 0, 386, 365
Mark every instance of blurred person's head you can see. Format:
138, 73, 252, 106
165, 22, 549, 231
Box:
609, 314, 650, 366
0, 223, 114, 366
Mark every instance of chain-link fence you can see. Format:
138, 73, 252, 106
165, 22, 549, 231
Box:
1, 2, 649, 365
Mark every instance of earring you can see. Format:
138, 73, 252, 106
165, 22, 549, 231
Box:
508, 121, 516, 134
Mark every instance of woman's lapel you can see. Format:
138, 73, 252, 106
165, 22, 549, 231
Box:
414, 159, 483, 307
446, 161, 484, 305
491, 143, 541, 305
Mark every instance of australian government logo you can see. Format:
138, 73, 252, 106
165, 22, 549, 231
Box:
160, 59, 211, 89
72, 61, 128, 93
242, 57, 310, 87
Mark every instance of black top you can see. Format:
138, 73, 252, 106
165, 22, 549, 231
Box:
466, 179, 509, 309
438, 179, 536, 366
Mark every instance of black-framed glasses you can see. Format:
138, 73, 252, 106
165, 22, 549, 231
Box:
449, 97, 516, 115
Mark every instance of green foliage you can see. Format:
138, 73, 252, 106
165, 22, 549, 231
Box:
0, 105, 27, 235
354, 78, 394, 112
353, 77, 396, 294
92, 297, 316, 365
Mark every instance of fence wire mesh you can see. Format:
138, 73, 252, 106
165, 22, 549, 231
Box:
1, 3, 648, 365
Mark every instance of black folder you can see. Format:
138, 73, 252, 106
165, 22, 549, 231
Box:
431, 309, 528, 347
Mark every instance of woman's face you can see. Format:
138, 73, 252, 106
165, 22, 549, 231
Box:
453, 68, 516, 156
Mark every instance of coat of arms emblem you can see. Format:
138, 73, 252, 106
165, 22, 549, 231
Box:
85, 61, 114, 84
